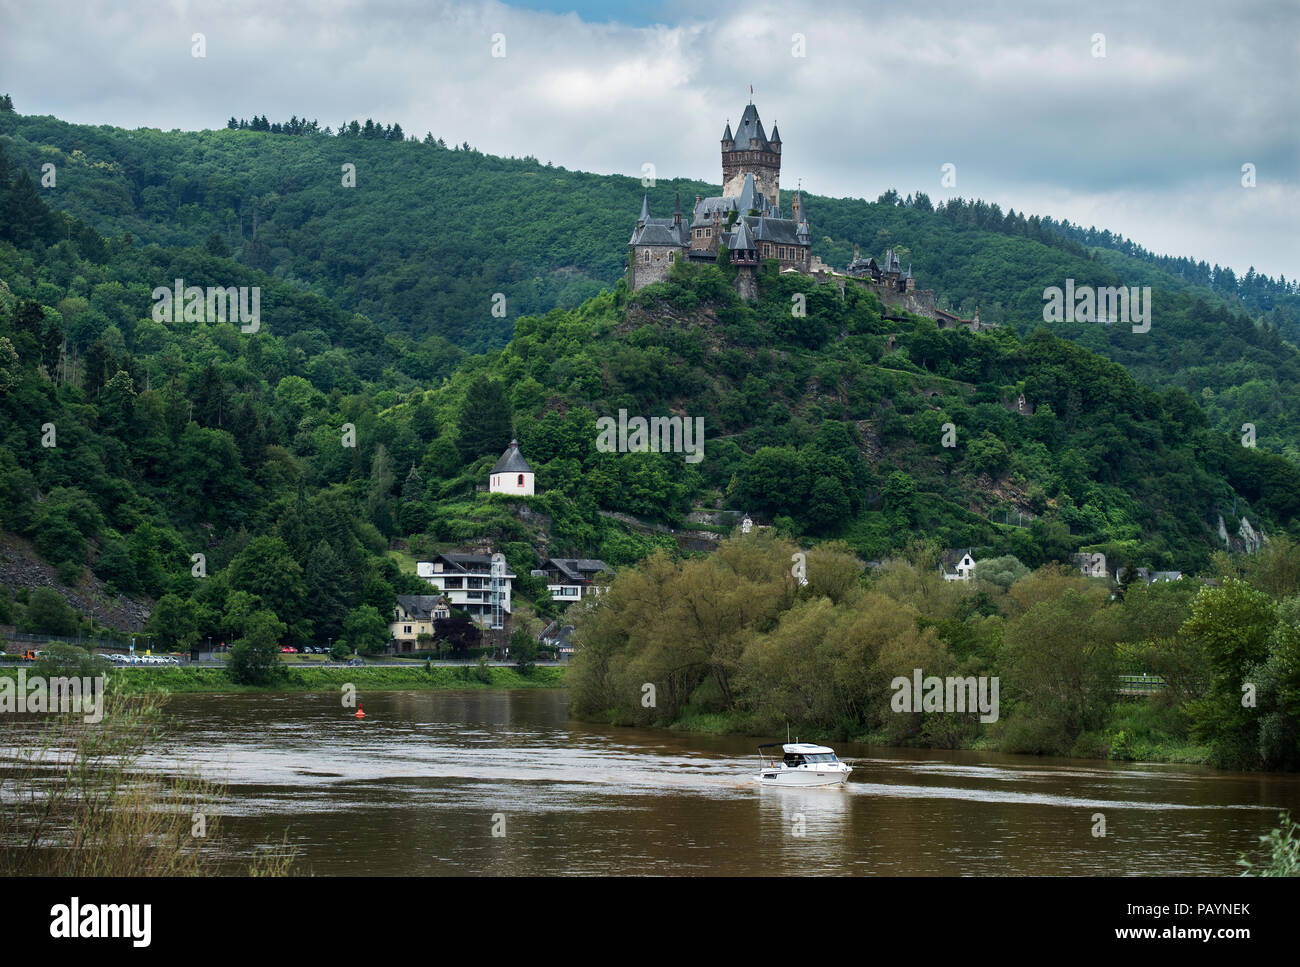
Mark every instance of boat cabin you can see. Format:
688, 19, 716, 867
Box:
780, 742, 840, 767
758, 741, 842, 769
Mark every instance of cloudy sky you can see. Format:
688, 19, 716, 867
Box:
3, 0, 1297, 278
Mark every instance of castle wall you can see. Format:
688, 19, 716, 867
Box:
874, 285, 937, 319
628, 245, 682, 291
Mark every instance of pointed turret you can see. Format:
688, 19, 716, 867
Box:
770, 123, 781, 143
731, 216, 756, 254
673, 190, 682, 226
722, 121, 733, 145
738, 171, 757, 214
638, 193, 649, 228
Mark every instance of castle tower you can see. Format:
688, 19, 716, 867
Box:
730, 216, 759, 302
722, 102, 780, 209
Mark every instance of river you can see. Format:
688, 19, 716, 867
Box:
137, 689, 1300, 876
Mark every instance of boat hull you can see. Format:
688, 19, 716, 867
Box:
755, 769, 850, 787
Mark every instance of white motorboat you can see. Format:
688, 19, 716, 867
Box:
755, 741, 852, 787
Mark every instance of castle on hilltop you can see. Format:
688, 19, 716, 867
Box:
628, 101, 810, 298
626, 100, 993, 331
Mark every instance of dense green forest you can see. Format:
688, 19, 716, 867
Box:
0, 137, 692, 664
568, 530, 1300, 771
2, 108, 1298, 463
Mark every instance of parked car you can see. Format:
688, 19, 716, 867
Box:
347, 658, 363, 667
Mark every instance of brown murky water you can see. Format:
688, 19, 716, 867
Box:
137, 690, 1300, 876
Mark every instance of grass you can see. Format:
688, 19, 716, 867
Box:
1104, 698, 1209, 764
115, 665, 569, 696
0, 664, 567, 695
386, 548, 420, 576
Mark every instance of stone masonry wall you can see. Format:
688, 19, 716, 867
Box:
628, 245, 681, 291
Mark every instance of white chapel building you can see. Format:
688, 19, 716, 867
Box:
489, 439, 535, 496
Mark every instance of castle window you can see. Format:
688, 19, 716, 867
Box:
643, 251, 650, 263
669, 250, 675, 262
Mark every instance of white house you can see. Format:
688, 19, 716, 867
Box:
417, 552, 515, 629
941, 549, 977, 582
489, 440, 535, 496
541, 558, 611, 603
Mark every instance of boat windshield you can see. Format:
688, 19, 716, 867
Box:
782, 752, 839, 766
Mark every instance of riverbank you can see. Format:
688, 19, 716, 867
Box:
0, 664, 566, 694
661, 703, 1212, 768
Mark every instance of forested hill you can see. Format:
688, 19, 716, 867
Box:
2, 109, 1297, 464
2, 141, 1300, 652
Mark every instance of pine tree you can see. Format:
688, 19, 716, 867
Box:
401, 464, 424, 503
306, 539, 352, 643
456, 376, 513, 461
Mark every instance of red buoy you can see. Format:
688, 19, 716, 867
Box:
355, 704, 366, 719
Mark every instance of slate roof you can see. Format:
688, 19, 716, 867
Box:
396, 594, 450, 621
737, 172, 758, 214
941, 548, 976, 569
492, 439, 534, 474
426, 552, 518, 577
631, 217, 689, 247
691, 195, 737, 227
730, 216, 756, 252
731, 103, 772, 152
546, 558, 611, 583
726, 214, 805, 247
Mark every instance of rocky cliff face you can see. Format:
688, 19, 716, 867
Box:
0, 534, 152, 633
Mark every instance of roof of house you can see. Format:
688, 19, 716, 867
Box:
546, 558, 611, 583
395, 594, 451, 621
941, 548, 976, 568
426, 552, 517, 576
492, 440, 534, 474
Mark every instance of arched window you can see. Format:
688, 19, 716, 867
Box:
517, 473, 524, 487
643, 250, 650, 263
